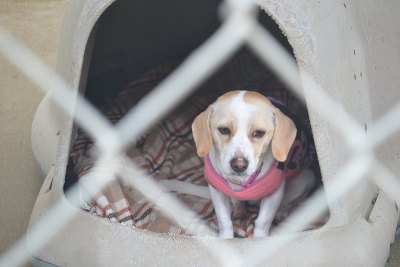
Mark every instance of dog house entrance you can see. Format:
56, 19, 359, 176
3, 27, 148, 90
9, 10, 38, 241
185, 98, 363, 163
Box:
66, 0, 326, 238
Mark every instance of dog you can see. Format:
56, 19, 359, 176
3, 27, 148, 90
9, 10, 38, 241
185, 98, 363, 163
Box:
163, 90, 317, 238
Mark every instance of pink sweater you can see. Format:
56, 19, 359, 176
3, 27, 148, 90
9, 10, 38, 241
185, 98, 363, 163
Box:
203, 141, 303, 201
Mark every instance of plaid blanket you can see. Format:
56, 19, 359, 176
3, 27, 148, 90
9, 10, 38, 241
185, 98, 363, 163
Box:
71, 51, 315, 238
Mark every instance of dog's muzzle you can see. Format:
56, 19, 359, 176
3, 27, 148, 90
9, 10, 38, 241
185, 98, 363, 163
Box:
230, 157, 249, 173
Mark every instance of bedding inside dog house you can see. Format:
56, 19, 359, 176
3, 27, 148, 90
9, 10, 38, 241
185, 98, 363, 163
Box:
28, 0, 400, 266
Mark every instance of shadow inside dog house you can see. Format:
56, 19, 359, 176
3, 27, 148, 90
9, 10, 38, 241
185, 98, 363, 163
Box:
28, 0, 399, 266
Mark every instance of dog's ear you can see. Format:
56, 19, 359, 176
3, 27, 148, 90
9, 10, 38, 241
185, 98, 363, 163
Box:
192, 106, 213, 157
271, 108, 297, 162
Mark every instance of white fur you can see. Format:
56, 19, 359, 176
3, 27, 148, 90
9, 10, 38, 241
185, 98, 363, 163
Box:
209, 144, 286, 238
162, 91, 315, 238
223, 92, 258, 178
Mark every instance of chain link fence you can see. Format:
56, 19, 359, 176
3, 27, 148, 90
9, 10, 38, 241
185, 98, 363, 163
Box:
0, 0, 399, 266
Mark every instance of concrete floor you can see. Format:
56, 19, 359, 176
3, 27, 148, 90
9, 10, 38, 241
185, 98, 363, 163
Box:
0, 0, 398, 266
0, 0, 67, 265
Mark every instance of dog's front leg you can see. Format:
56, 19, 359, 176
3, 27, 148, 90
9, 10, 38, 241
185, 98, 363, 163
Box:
209, 185, 234, 238
254, 182, 285, 238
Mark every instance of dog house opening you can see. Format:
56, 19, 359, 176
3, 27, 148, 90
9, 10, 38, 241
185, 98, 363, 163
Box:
66, 0, 328, 238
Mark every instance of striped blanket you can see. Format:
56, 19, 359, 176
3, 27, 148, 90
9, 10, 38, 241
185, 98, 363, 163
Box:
70, 52, 315, 238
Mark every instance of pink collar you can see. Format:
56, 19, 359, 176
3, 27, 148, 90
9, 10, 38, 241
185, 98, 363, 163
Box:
239, 163, 263, 187
203, 155, 285, 201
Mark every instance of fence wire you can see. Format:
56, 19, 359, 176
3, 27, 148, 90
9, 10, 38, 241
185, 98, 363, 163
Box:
0, 0, 399, 266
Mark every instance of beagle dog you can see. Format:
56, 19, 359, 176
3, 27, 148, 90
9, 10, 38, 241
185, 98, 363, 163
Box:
163, 90, 316, 238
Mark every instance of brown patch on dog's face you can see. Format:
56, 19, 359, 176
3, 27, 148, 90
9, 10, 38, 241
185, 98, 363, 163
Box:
209, 99, 237, 153
245, 110, 275, 158
244, 92, 298, 162
192, 91, 297, 180
242, 91, 276, 160
207, 91, 277, 178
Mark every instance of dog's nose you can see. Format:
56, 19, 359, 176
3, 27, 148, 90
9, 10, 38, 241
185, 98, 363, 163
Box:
230, 157, 249, 173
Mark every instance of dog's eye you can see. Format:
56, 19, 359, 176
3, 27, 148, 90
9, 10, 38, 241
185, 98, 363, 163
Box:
218, 127, 231, 135
252, 130, 266, 138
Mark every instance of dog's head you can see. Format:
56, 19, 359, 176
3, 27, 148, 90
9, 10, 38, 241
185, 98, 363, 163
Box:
192, 91, 297, 181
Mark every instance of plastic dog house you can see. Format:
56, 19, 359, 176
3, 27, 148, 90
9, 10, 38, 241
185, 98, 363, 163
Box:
28, 0, 400, 266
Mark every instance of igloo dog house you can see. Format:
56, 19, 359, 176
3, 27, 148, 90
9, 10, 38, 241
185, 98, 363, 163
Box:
29, 0, 400, 266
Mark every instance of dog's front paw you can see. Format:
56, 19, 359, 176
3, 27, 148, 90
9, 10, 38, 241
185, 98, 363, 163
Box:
253, 228, 267, 238
218, 228, 234, 239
